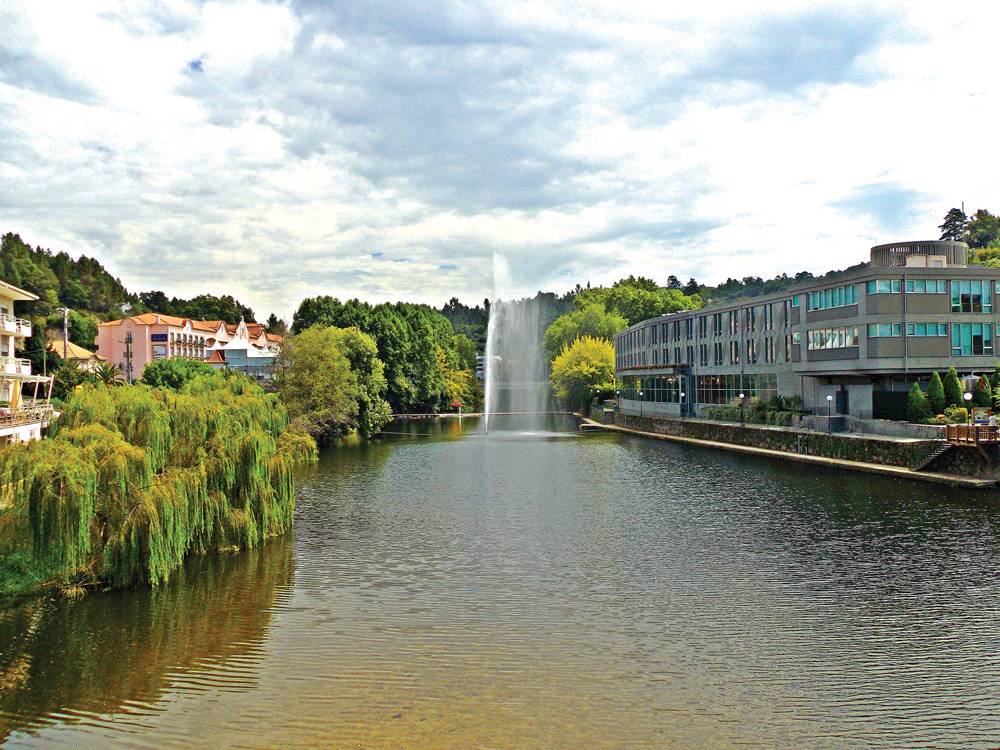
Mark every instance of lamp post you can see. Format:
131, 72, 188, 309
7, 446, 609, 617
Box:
738, 392, 745, 427
680, 391, 686, 420
826, 394, 834, 434
964, 390, 974, 433
639, 390, 644, 419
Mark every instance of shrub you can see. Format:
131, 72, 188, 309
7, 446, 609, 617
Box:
926, 372, 946, 415
944, 405, 969, 424
974, 375, 993, 407
906, 383, 931, 423
943, 367, 964, 408
926, 414, 949, 425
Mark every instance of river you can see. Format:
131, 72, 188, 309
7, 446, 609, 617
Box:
2, 415, 1000, 748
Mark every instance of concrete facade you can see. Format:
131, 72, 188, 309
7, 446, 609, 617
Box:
614, 240, 999, 420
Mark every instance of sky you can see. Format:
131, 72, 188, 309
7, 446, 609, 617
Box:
1, 1, 998, 320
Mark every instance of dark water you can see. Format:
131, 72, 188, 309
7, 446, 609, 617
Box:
3, 416, 1000, 748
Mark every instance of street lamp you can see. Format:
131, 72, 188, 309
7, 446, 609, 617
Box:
826, 394, 834, 434
738, 392, 745, 426
964, 390, 974, 431
639, 390, 644, 419
680, 391, 686, 420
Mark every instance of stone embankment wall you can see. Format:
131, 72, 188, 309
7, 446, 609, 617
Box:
611, 413, 943, 470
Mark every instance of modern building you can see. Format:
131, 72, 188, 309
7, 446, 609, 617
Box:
614, 240, 998, 420
95, 314, 281, 381
204, 318, 280, 380
0, 280, 53, 443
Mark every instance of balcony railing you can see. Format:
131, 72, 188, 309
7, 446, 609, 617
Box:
0, 313, 31, 338
0, 404, 53, 429
0, 357, 32, 376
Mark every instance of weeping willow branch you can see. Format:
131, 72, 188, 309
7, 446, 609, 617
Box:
0, 372, 317, 596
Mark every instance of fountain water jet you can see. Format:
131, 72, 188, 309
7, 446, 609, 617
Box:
483, 254, 548, 435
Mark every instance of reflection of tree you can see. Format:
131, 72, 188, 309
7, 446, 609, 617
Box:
0, 535, 293, 741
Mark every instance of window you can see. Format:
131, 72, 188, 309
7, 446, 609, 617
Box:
763, 303, 775, 331
685, 318, 694, 339
674, 346, 681, 363
807, 284, 859, 311
698, 316, 707, 338
951, 279, 992, 312
905, 279, 947, 294
729, 340, 740, 364
764, 337, 776, 363
712, 313, 723, 336
699, 343, 709, 366
697, 373, 777, 406
746, 338, 758, 364
622, 375, 683, 403
952, 323, 993, 356
791, 331, 801, 344
807, 326, 860, 350
867, 323, 902, 337
650, 325, 658, 345
727, 310, 739, 335
686, 345, 694, 364
745, 307, 756, 333
906, 323, 948, 337
866, 279, 901, 294
791, 295, 800, 308
713, 341, 723, 366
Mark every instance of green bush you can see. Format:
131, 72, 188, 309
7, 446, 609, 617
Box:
944, 405, 969, 424
906, 383, 931, 423
974, 375, 993, 407
943, 367, 963, 408
141, 357, 216, 390
926, 372, 946, 415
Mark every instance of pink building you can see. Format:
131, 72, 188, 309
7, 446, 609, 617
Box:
95, 313, 282, 381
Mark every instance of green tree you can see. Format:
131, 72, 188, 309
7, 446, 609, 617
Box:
544, 303, 628, 358
51, 358, 93, 400
974, 375, 993, 407
265, 313, 288, 336
274, 326, 391, 440
966, 209, 1000, 249
141, 358, 215, 390
943, 367, 964, 408
94, 362, 126, 386
549, 336, 615, 411
926, 371, 946, 415
938, 207, 968, 242
990, 365, 1000, 393
906, 383, 931, 423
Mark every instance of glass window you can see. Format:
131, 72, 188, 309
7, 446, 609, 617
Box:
905, 279, 947, 294
951, 279, 993, 312
791, 295, 799, 308
867, 323, 902, 337
905, 322, 948, 337
807, 326, 860, 350
952, 322, 994, 356
867, 279, 901, 294
807, 284, 858, 311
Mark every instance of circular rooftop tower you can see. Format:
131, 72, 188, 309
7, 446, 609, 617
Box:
870, 240, 968, 268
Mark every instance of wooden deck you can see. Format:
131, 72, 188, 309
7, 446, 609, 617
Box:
946, 424, 1000, 445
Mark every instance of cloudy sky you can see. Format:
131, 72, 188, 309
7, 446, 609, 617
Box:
1, 1, 998, 320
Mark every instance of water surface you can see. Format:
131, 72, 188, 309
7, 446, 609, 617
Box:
3, 416, 1000, 748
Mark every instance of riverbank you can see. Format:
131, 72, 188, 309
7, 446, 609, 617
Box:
582, 413, 999, 490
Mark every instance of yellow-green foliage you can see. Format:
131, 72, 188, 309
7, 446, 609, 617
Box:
0, 372, 317, 595
549, 335, 616, 410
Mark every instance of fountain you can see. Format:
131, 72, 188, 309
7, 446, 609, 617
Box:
483, 254, 548, 434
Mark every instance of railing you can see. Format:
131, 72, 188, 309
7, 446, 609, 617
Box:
0, 357, 32, 376
0, 404, 53, 428
946, 424, 1000, 445
0, 313, 31, 337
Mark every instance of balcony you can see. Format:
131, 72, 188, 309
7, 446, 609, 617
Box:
0, 403, 53, 429
0, 357, 32, 376
0, 313, 31, 338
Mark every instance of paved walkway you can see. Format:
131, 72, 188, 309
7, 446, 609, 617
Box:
582, 418, 998, 491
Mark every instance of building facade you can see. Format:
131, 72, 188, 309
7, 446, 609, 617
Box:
96, 313, 281, 381
614, 240, 998, 420
0, 280, 53, 443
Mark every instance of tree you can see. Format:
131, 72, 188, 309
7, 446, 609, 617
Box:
683, 278, 700, 296
274, 326, 391, 440
94, 362, 126, 386
906, 383, 930, 423
938, 207, 968, 241
943, 367, 964, 408
549, 336, 615, 411
966, 209, 1000, 249
51, 358, 93, 400
265, 313, 288, 336
666, 274, 682, 289
974, 375, 993, 407
926, 371, 946, 415
544, 304, 628, 358
990, 365, 1000, 393
141, 358, 215, 390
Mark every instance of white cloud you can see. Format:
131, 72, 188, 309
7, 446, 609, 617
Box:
1, 0, 999, 320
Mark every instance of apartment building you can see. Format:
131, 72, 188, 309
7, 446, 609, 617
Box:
0, 280, 53, 443
614, 240, 996, 420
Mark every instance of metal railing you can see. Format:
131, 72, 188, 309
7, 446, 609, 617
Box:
0, 357, 32, 374
946, 424, 1000, 445
0, 313, 31, 333
0, 404, 53, 428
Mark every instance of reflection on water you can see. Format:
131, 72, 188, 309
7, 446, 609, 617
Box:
3, 416, 1000, 748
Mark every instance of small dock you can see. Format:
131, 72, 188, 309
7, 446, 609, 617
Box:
946, 424, 1000, 445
